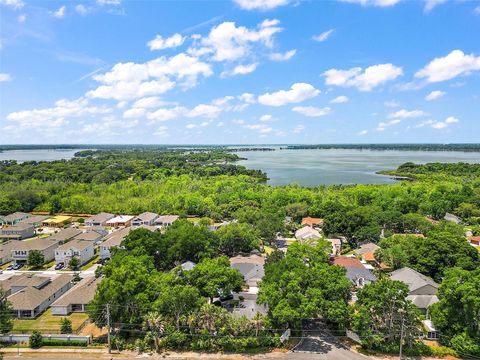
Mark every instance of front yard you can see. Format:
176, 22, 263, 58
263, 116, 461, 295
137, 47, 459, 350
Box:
12, 308, 89, 334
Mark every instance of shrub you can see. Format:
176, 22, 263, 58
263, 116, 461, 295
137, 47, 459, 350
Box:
29, 331, 42, 349
60, 318, 72, 334
160, 331, 188, 349
41, 339, 88, 347
449, 332, 480, 357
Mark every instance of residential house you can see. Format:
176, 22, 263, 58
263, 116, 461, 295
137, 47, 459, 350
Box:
51, 276, 101, 315
301, 217, 324, 227
47, 228, 83, 244
0, 241, 17, 265
468, 236, 480, 247
105, 215, 133, 228
155, 215, 179, 227
74, 230, 105, 244
230, 255, 267, 320
354, 242, 380, 263
333, 256, 377, 289
12, 238, 60, 264
55, 240, 94, 266
132, 212, 158, 227
84, 212, 114, 227
0, 212, 30, 226
99, 227, 130, 260
326, 238, 342, 256
1, 274, 72, 318
390, 267, 439, 314
17, 215, 49, 228
0, 223, 35, 240
422, 320, 440, 340
181, 261, 196, 271
444, 213, 461, 224
295, 226, 321, 241
42, 215, 72, 228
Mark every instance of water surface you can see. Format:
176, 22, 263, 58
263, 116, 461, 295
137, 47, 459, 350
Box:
237, 148, 480, 186
0, 149, 84, 163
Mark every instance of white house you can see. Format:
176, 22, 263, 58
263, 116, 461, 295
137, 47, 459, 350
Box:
99, 227, 130, 260
84, 212, 114, 227
295, 226, 321, 241
51, 276, 101, 315
154, 215, 179, 227
55, 240, 94, 266
105, 215, 134, 228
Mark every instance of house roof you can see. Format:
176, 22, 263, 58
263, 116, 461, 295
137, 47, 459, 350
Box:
390, 267, 438, 293
0, 240, 18, 258
155, 215, 180, 224
468, 236, 480, 244
295, 226, 321, 240
333, 256, 377, 282
74, 231, 104, 242
52, 276, 101, 307
14, 237, 59, 252
407, 294, 439, 309
1, 212, 30, 223
133, 212, 158, 222
301, 217, 324, 226
7, 274, 72, 311
354, 242, 380, 256
57, 239, 93, 252
43, 215, 72, 224
362, 252, 376, 262
47, 228, 83, 242
0, 274, 51, 293
106, 215, 134, 224
181, 261, 196, 271
0, 223, 34, 232
230, 255, 265, 287
18, 215, 49, 225
85, 212, 114, 224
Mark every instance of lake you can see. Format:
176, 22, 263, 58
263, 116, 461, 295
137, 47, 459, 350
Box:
237, 148, 480, 186
0, 149, 84, 163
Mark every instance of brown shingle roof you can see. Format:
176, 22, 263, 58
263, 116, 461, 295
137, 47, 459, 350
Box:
301, 217, 324, 226
52, 276, 101, 307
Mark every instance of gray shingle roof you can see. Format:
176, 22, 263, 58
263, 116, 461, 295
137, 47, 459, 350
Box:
390, 267, 438, 293
51, 276, 101, 307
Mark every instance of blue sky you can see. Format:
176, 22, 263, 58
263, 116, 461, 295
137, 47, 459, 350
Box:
0, 0, 479, 144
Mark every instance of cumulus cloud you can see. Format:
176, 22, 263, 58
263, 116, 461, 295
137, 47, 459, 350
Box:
87, 53, 212, 100
376, 119, 401, 131
384, 100, 400, 108
388, 109, 426, 119
339, 0, 401, 6
244, 124, 273, 133
0, 0, 24, 9
424, 0, 447, 12
260, 114, 273, 121
324, 63, 403, 91
75, 4, 89, 15
0, 73, 12, 82
97, 0, 121, 5
292, 106, 331, 117
154, 125, 169, 137
416, 116, 459, 130
233, 0, 290, 10
223, 63, 258, 76
147, 33, 186, 51
415, 50, 480, 83
269, 49, 296, 61
51, 6, 66, 18
293, 124, 305, 133
258, 83, 320, 106
330, 95, 348, 104
190, 19, 282, 62
425, 90, 446, 101
312, 29, 335, 42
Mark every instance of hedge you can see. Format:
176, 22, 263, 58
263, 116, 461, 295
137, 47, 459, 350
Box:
41, 339, 88, 347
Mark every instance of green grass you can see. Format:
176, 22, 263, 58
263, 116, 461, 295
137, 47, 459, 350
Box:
12, 308, 89, 333
80, 254, 100, 271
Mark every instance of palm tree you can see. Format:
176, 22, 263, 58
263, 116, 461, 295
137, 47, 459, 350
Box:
142, 312, 165, 352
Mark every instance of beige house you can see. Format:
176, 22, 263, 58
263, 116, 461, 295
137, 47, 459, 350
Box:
12, 238, 60, 264
0, 241, 18, 265
51, 276, 102, 315
0, 223, 35, 241
132, 212, 158, 227
1, 274, 72, 318
84, 212, 114, 227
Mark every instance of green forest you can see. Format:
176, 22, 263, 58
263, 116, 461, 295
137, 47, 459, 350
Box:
1, 149, 479, 355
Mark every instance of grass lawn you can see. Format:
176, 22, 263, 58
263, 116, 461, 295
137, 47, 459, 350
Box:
0, 261, 13, 270
12, 308, 89, 333
80, 254, 100, 271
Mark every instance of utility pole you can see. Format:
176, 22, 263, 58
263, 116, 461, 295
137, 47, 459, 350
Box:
399, 317, 405, 360
106, 304, 111, 354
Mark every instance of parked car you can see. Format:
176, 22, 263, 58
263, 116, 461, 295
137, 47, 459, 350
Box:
6, 264, 14, 270
55, 263, 64, 270
13, 263, 24, 270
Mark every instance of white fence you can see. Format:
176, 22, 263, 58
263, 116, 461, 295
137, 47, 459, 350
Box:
0, 334, 91, 343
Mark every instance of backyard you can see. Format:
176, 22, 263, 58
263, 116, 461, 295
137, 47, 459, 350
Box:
12, 309, 89, 334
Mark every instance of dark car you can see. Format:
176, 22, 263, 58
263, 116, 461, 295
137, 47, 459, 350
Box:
12, 263, 24, 270
6, 264, 14, 271
55, 263, 64, 270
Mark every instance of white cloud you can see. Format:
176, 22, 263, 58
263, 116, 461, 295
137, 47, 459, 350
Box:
87, 53, 213, 100
269, 49, 296, 61
330, 95, 349, 104
312, 29, 334, 42
234, 0, 289, 10
147, 107, 185, 122
232, 119, 245, 125
292, 106, 331, 117
51, 6, 66, 18
0, 73, 12, 82
17, 14, 26, 22
416, 116, 459, 130
154, 125, 169, 137
0, 0, 24, 9
188, 104, 222, 118
376, 119, 401, 131
239, 93, 256, 104
75, 4, 89, 15
244, 124, 273, 134
6, 98, 111, 128
186, 123, 197, 129
79, 116, 137, 136
425, 90, 446, 101
260, 114, 273, 122
415, 50, 480, 83
258, 83, 320, 106
97, 0, 121, 5
147, 33, 186, 51
384, 100, 400, 108
132, 96, 166, 109
358, 130, 368, 135
324, 63, 403, 91
223, 63, 258, 77
293, 124, 305, 133
475, 5, 480, 15
123, 108, 146, 119
388, 109, 426, 119
192, 19, 282, 62
340, 0, 401, 6
424, 0, 446, 12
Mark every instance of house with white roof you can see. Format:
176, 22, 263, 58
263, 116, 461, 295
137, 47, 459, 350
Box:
295, 226, 321, 241
155, 215, 179, 227
84, 212, 114, 227
105, 215, 133, 228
